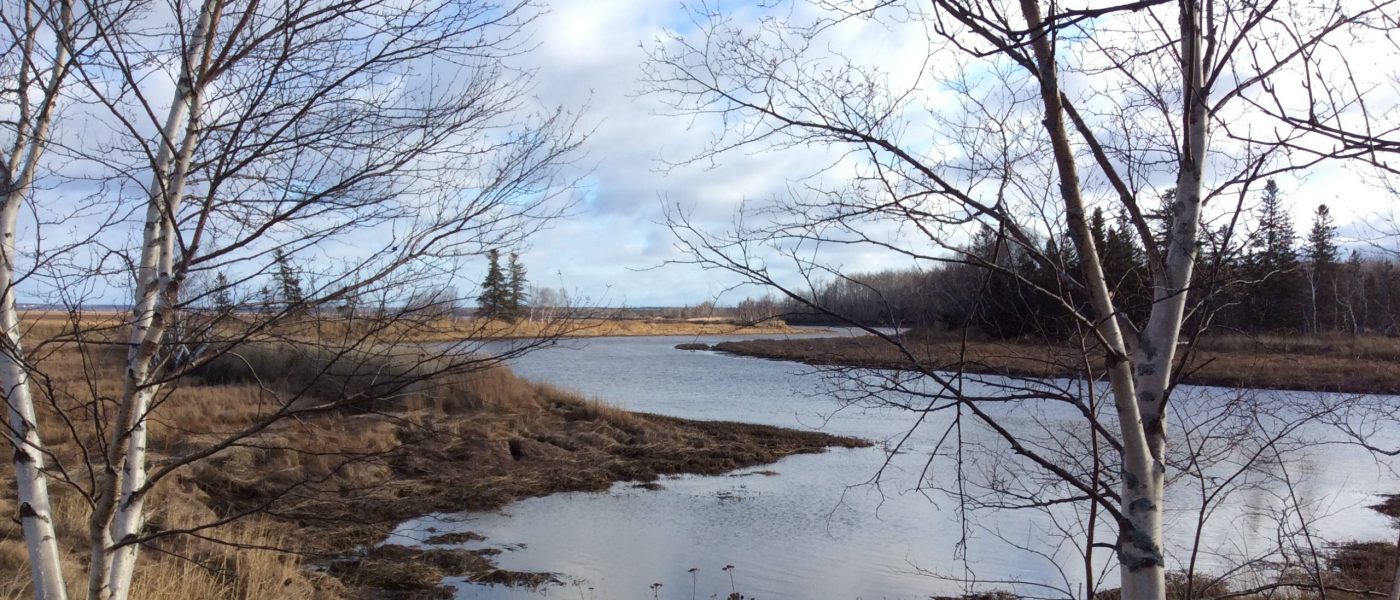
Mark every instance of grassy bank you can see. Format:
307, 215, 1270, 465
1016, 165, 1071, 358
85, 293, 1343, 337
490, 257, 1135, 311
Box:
714, 333, 1400, 395
14, 310, 803, 345
455, 316, 803, 340
0, 339, 864, 599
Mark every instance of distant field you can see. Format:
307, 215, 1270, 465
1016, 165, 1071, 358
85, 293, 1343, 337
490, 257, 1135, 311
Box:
397, 316, 801, 341
11, 310, 800, 344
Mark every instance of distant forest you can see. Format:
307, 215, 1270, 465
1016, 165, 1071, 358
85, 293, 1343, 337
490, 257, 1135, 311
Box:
737, 182, 1400, 339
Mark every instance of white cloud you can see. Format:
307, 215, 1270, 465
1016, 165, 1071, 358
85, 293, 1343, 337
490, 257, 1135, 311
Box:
496, 0, 1400, 307
502, 0, 947, 306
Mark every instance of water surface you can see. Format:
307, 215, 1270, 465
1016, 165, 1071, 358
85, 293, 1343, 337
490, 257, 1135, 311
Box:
393, 331, 1400, 599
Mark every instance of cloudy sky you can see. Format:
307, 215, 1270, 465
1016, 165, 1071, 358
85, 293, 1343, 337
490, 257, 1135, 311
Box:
8, 0, 1397, 308
492, 0, 1397, 308
494, 0, 846, 308
495, 0, 740, 307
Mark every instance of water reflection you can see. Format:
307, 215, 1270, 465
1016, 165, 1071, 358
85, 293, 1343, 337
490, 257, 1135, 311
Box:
396, 331, 1398, 599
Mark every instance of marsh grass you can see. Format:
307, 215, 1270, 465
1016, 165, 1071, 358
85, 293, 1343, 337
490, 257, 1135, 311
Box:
717, 332, 1400, 394
1197, 333, 1400, 362
0, 318, 858, 599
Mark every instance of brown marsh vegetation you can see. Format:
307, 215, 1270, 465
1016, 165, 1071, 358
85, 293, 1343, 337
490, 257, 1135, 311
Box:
0, 316, 863, 599
455, 316, 802, 340
714, 332, 1400, 395
15, 310, 800, 344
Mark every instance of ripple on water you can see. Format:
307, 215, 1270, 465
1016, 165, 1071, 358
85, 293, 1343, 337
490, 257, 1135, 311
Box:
411, 332, 1400, 599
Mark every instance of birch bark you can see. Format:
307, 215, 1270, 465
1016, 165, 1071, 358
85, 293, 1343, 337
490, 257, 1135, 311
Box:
1120, 3, 1209, 600
85, 2, 219, 598
2, 1, 75, 597
1013, 1, 1204, 599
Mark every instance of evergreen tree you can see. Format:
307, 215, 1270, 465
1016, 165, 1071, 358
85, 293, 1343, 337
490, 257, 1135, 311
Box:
1193, 222, 1241, 329
1089, 207, 1110, 252
1306, 204, 1338, 265
272, 249, 304, 308
1101, 209, 1149, 322
212, 272, 235, 313
506, 252, 528, 318
478, 249, 508, 318
1255, 181, 1298, 265
1241, 180, 1303, 331
1339, 250, 1367, 335
1306, 204, 1339, 333
1147, 187, 1177, 260
967, 226, 1070, 339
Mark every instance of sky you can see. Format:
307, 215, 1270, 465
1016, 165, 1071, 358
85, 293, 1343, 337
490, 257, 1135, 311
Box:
493, 0, 847, 307
10, 0, 1397, 308
489, 0, 985, 308
490, 0, 1400, 308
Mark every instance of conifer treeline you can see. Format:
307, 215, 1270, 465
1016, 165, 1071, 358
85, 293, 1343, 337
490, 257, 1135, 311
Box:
741, 181, 1400, 338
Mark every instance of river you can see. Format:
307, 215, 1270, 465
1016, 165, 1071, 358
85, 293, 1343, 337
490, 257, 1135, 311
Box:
389, 330, 1400, 599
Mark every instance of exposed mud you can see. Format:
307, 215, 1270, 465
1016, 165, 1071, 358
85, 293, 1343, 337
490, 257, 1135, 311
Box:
189, 377, 868, 598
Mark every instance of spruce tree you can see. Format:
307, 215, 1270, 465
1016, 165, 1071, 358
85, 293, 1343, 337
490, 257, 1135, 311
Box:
1306, 204, 1339, 333
273, 249, 304, 308
478, 249, 507, 318
1243, 180, 1303, 331
1255, 181, 1298, 265
1097, 209, 1148, 320
507, 252, 528, 319
212, 272, 235, 313
1307, 204, 1338, 265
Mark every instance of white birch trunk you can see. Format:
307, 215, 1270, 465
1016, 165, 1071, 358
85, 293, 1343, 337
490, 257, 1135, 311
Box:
87, 3, 218, 598
1388, 527, 1400, 600
1120, 3, 1207, 598
1015, 2, 1188, 599
2, 2, 75, 597
1, 205, 69, 600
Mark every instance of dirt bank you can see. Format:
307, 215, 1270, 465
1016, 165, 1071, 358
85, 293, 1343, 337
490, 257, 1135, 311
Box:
184, 360, 867, 598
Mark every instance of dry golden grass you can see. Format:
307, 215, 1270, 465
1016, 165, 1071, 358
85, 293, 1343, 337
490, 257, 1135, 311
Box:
1198, 333, 1400, 361
301, 315, 802, 342
0, 331, 420, 598
11, 309, 801, 351
0, 322, 857, 599
0, 333, 350, 599
716, 332, 1400, 394
0, 483, 338, 600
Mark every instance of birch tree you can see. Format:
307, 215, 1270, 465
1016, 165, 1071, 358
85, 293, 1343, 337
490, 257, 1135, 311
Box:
646, 1, 1399, 599
0, 0, 582, 598
2, 1, 103, 596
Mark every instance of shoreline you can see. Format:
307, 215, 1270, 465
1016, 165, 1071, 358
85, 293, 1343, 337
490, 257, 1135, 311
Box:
12, 311, 820, 344
480, 319, 821, 341
5, 333, 1391, 598
194, 380, 870, 597
711, 335, 1400, 395
0, 341, 867, 599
